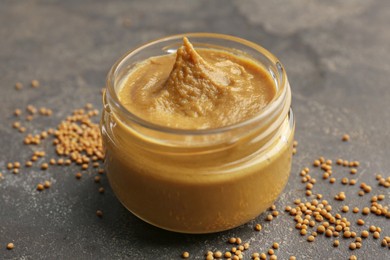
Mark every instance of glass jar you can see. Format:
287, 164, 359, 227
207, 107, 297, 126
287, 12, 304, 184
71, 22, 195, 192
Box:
101, 33, 294, 234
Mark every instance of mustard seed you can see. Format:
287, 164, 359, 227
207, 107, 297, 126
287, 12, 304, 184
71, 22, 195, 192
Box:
96, 210, 103, 218
361, 230, 369, 238
357, 219, 364, 226
224, 252, 232, 258
349, 256, 357, 260
373, 231, 380, 239
236, 238, 242, 245
6, 243, 14, 250
214, 251, 222, 258
255, 223, 262, 231
272, 242, 279, 249
307, 235, 315, 242
37, 184, 44, 191
41, 163, 49, 170
268, 249, 274, 255
270, 255, 277, 260
352, 207, 359, 213
349, 243, 357, 250
362, 207, 370, 215
342, 206, 349, 213
181, 251, 190, 258
31, 79, 40, 88
313, 160, 320, 167
98, 187, 105, 194
266, 214, 273, 221
94, 176, 101, 183
75, 173, 82, 179
350, 168, 357, 175
289, 256, 296, 260
369, 225, 376, 232
229, 237, 237, 244
342, 134, 350, 142
42, 181, 51, 189
344, 231, 352, 238
260, 253, 267, 260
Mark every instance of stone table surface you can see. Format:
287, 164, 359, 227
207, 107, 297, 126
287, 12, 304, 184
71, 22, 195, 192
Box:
1, 0, 389, 259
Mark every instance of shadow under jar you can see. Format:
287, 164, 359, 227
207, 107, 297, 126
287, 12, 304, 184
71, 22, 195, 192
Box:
101, 33, 294, 234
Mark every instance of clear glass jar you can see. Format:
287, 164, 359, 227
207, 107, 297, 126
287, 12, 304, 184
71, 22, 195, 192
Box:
101, 33, 294, 233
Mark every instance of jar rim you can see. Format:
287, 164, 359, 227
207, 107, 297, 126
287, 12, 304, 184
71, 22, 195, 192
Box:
106, 32, 289, 136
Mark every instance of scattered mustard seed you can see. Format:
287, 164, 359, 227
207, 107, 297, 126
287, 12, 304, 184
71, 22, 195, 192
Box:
181, 251, 189, 259
342, 134, 350, 142
255, 223, 262, 231
96, 210, 103, 218
37, 184, 44, 191
31, 79, 40, 88
6, 243, 14, 250
214, 251, 222, 258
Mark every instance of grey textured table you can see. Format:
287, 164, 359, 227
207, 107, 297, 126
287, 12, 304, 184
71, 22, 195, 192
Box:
1, 1, 389, 259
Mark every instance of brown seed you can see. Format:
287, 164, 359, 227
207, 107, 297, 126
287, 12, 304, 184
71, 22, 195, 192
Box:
268, 249, 274, 255
349, 256, 357, 260
270, 256, 277, 260
96, 210, 103, 218
342, 206, 349, 213
333, 240, 339, 247
181, 251, 190, 259
378, 194, 385, 200
349, 243, 357, 250
43, 181, 51, 189
342, 134, 350, 142
260, 253, 267, 260
94, 176, 101, 183
358, 190, 365, 196
307, 235, 315, 242
98, 187, 105, 194
272, 242, 279, 249
224, 252, 232, 258
25, 161, 32, 167
357, 219, 364, 226
41, 163, 49, 170
344, 231, 352, 238
352, 207, 359, 213
31, 79, 40, 88
362, 207, 370, 215
369, 225, 376, 232
75, 172, 82, 179
341, 178, 349, 185
373, 231, 380, 239
37, 184, 44, 191
361, 230, 369, 238
289, 256, 296, 260
214, 251, 222, 258
350, 168, 357, 175
229, 237, 237, 244
266, 214, 273, 221
313, 160, 320, 167
255, 224, 262, 231
236, 238, 242, 245
6, 243, 14, 250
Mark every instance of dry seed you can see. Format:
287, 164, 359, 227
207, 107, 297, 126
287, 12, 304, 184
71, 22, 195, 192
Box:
342, 134, 350, 141
6, 243, 14, 250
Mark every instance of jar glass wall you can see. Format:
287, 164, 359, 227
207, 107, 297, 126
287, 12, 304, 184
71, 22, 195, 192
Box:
101, 33, 295, 233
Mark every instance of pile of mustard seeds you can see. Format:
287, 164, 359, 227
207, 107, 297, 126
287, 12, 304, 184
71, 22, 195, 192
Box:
181, 135, 389, 260
4, 81, 106, 251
